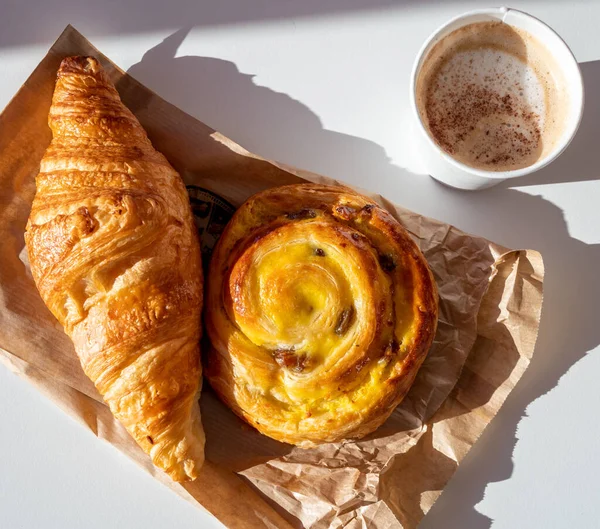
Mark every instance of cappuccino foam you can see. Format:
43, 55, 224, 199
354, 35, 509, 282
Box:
416, 22, 567, 171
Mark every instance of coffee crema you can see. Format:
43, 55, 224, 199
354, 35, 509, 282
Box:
416, 21, 568, 171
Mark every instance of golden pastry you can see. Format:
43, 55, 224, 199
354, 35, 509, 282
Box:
25, 57, 204, 481
205, 184, 438, 445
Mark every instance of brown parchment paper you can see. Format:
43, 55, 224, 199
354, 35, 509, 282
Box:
0, 26, 544, 529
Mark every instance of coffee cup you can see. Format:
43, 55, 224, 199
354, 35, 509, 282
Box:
409, 7, 584, 190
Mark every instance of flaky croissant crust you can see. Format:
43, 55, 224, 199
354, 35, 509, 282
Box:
25, 57, 204, 481
205, 184, 438, 446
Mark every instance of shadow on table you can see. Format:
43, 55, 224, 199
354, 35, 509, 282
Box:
127, 31, 600, 528
498, 60, 600, 187
0, 0, 420, 49
420, 59, 600, 528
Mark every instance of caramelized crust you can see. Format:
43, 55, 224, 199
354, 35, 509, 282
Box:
205, 184, 438, 445
25, 57, 204, 481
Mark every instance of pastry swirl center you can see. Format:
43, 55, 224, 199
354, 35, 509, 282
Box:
228, 220, 385, 374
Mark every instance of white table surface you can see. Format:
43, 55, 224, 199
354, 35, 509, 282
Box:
1, 1, 600, 528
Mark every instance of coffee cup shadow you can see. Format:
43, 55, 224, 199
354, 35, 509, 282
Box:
126, 29, 600, 528
499, 59, 600, 187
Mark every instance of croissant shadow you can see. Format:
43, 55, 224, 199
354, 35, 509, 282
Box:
126, 31, 600, 529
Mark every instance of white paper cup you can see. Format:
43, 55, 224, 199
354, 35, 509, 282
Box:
409, 7, 584, 190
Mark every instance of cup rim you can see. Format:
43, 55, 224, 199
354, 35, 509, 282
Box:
409, 6, 585, 181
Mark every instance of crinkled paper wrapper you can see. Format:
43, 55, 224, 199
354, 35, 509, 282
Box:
0, 26, 544, 529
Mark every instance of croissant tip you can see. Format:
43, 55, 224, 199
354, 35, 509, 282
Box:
166, 457, 203, 483
58, 56, 103, 76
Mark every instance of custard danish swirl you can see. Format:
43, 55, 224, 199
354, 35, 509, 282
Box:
205, 184, 438, 445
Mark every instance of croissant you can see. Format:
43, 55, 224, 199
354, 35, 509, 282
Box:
205, 184, 438, 446
25, 57, 204, 481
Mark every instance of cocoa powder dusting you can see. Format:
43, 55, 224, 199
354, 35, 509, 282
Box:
426, 82, 542, 169
416, 22, 556, 172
